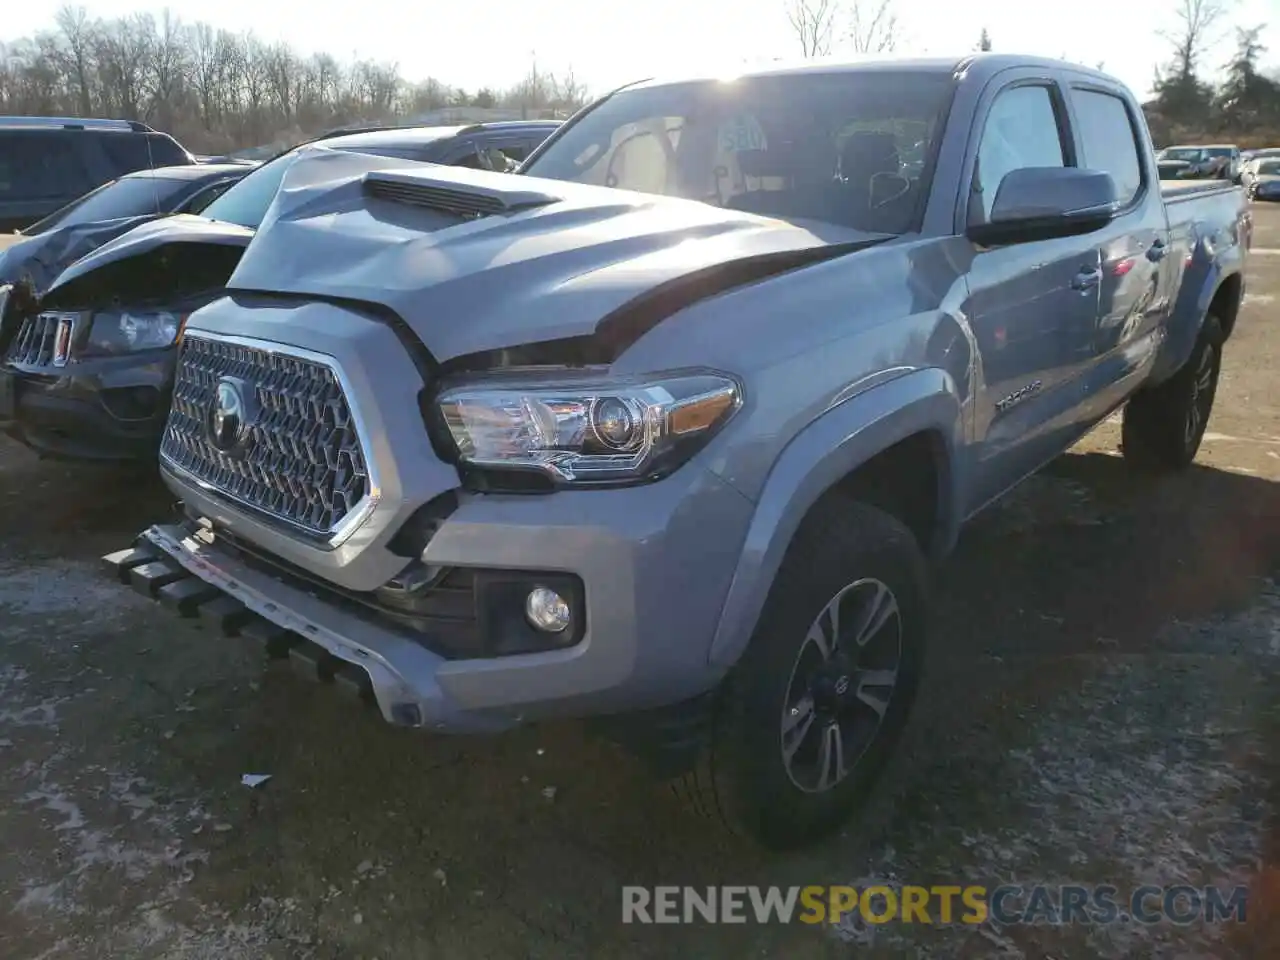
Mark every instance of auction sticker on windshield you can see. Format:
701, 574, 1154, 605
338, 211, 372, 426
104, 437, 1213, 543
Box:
719, 114, 768, 153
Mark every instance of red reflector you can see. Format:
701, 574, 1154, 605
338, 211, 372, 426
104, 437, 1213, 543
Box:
1111, 258, 1136, 277
52, 317, 73, 367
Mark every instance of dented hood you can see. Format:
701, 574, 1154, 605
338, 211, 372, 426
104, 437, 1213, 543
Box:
49, 214, 254, 293
0, 214, 166, 295
230, 148, 886, 361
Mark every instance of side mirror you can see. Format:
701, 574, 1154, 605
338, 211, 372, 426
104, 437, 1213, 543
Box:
967, 167, 1121, 246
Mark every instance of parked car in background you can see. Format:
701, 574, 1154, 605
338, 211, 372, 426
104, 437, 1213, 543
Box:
100, 55, 1248, 849
0, 117, 195, 233
0, 163, 255, 295
1157, 144, 1242, 182
0, 121, 558, 462
1246, 157, 1280, 201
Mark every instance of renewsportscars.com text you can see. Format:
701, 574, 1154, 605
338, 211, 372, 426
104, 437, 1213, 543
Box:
621, 884, 1248, 926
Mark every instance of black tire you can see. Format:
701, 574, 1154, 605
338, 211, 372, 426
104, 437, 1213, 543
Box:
675, 499, 929, 850
1121, 314, 1224, 471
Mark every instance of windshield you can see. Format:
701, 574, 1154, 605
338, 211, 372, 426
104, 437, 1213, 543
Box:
1257, 161, 1280, 176
1162, 148, 1206, 161
22, 175, 188, 236
200, 150, 300, 228
522, 71, 954, 234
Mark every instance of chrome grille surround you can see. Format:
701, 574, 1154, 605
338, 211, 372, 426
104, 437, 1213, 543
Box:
160, 332, 380, 549
4, 312, 76, 368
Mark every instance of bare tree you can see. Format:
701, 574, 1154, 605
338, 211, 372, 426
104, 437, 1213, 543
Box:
0, 10, 590, 152
1159, 0, 1230, 79
55, 6, 98, 115
146, 9, 189, 128
847, 0, 898, 54
786, 0, 838, 58
94, 13, 153, 119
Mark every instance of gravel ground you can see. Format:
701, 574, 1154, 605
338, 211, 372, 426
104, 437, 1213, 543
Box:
1, 205, 1279, 960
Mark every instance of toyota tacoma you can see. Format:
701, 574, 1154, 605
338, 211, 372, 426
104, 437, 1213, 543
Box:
100, 55, 1250, 848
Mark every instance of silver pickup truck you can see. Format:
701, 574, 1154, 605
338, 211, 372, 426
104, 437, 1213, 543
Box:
100, 54, 1250, 849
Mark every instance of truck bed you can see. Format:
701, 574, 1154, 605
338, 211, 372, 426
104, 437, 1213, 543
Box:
1160, 179, 1240, 203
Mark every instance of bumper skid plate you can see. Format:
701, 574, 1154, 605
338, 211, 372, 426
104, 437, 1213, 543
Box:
102, 541, 376, 704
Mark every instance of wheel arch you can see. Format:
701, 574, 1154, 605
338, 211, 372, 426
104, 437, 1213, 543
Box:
708, 367, 963, 669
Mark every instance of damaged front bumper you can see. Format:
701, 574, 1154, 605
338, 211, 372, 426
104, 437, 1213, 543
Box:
107, 523, 522, 732
105, 448, 751, 733
0, 349, 175, 461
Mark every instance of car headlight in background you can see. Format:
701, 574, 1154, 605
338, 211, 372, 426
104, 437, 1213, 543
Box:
84, 308, 184, 356
436, 370, 742, 484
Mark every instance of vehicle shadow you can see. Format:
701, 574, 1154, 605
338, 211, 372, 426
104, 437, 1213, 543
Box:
126, 449, 1280, 958
0, 438, 173, 557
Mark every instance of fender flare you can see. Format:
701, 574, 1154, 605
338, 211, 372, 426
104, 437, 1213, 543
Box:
1155, 237, 1245, 384
707, 367, 964, 669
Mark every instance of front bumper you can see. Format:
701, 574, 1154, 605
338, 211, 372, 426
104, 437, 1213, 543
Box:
0, 349, 175, 461
116, 299, 756, 732
108, 455, 753, 732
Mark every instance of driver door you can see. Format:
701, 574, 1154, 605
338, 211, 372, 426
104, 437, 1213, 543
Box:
961, 77, 1104, 516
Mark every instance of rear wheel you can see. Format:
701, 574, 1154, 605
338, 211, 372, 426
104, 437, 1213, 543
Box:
675, 500, 928, 849
1121, 314, 1223, 471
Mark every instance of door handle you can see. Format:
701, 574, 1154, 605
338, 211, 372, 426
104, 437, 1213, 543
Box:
1146, 238, 1167, 262
1071, 266, 1102, 292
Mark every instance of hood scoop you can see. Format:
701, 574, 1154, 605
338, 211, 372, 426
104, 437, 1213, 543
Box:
363, 170, 561, 221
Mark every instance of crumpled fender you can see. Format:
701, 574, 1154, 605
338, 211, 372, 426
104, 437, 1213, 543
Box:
0, 214, 162, 295
40, 216, 254, 310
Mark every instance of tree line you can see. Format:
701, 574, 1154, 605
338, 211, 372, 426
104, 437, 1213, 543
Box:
0, 6, 592, 154
786, 0, 1280, 146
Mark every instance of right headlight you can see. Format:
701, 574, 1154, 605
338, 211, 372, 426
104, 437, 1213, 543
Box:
435, 369, 742, 485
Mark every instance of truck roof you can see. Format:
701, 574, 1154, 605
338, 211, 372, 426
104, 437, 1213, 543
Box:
626, 53, 1117, 91
321, 121, 560, 152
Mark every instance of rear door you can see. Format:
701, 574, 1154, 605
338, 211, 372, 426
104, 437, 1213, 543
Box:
961, 73, 1104, 514
1063, 82, 1175, 422
0, 131, 97, 232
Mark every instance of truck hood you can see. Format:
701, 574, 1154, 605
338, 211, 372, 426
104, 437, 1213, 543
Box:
0, 214, 165, 295
39, 214, 254, 311
229, 149, 889, 362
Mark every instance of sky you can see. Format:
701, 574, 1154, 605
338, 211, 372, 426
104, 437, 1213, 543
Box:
6, 0, 1279, 102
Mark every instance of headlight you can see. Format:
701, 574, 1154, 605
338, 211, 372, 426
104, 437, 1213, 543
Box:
436, 370, 742, 484
84, 308, 184, 356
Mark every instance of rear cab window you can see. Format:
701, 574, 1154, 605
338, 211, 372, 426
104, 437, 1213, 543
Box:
1069, 87, 1145, 205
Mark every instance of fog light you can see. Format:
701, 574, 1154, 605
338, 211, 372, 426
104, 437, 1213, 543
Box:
525, 586, 571, 633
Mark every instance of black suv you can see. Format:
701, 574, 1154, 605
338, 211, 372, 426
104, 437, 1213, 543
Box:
0, 117, 195, 233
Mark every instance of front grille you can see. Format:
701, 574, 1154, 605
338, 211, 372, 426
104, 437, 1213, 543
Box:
161, 335, 371, 538
4, 313, 68, 367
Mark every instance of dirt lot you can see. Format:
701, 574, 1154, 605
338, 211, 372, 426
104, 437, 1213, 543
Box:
2, 205, 1280, 960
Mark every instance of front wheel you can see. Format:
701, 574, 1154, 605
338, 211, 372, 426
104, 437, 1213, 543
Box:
675, 500, 928, 849
1121, 315, 1223, 471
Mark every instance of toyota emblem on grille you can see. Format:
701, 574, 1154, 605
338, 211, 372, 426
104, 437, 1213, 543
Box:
207, 377, 254, 456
